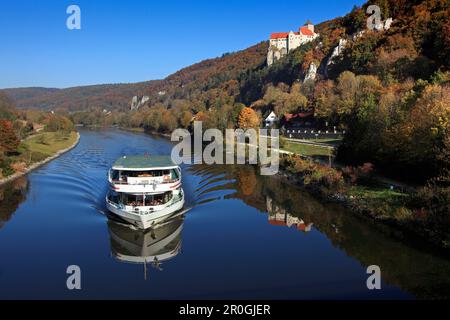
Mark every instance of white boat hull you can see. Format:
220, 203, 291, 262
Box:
108, 217, 184, 264
106, 191, 185, 230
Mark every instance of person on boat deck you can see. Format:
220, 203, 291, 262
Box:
125, 191, 172, 206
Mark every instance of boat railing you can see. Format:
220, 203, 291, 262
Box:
107, 192, 183, 216
166, 193, 183, 208
106, 197, 123, 210
111, 178, 180, 186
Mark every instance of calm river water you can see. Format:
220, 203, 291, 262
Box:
0, 129, 449, 299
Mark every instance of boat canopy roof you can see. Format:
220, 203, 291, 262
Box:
112, 155, 178, 171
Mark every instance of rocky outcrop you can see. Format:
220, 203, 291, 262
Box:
322, 38, 348, 78
384, 18, 393, 30
321, 19, 393, 78
304, 62, 317, 82
327, 39, 347, 67
130, 95, 150, 110
372, 17, 394, 31
352, 30, 365, 41
267, 46, 288, 66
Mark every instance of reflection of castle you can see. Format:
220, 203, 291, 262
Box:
266, 197, 313, 232
108, 215, 183, 279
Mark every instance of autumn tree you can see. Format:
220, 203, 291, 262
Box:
372, 34, 417, 82
45, 115, 74, 132
284, 91, 308, 115
314, 80, 338, 123
336, 71, 358, 117
238, 107, 260, 129
406, 84, 450, 178
0, 120, 20, 155
160, 110, 178, 132
194, 111, 209, 123
179, 110, 193, 129
260, 84, 308, 116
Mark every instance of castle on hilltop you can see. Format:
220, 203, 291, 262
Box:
267, 20, 319, 66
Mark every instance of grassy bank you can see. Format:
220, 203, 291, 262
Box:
0, 131, 79, 182
307, 137, 342, 144
23, 131, 78, 157
282, 141, 334, 158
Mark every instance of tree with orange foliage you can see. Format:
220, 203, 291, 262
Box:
238, 107, 260, 129
302, 50, 315, 74
238, 166, 257, 196
179, 110, 193, 129
194, 111, 209, 123
161, 110, 178, 132
0, 119, 20, 155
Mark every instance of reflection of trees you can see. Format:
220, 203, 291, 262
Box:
189, 163, 450, 299
237, 166, 256, 196
0, 177, 29, 229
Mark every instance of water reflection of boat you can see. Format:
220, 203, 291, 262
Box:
108, 215, 183, 275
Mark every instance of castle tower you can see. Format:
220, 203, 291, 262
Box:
305, 20, 314, 33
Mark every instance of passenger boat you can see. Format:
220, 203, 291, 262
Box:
106, 155, 185, 229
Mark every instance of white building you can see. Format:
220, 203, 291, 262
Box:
267, 21, 319, 66
264, 111, 278, 127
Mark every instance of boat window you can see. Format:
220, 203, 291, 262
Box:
111, 170, 120, 181
108, 191, 120, 203
120, 169, 180, 180
145, 192, 173, 206
170, 169, 179, 179
120, 192, 173, 207
122, 194, 145, 207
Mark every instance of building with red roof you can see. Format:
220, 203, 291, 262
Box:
267, 21, 319, 66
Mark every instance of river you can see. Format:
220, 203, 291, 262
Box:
0, 129, 449, 299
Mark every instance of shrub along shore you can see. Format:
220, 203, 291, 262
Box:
278, 154, 450, 251
0, 131, 80, 186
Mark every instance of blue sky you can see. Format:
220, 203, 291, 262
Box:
0, 0, 366, 89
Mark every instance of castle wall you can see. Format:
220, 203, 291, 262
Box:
268, 23, 319, 66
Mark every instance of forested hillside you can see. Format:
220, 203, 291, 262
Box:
2, 82, 157, 111
0, 91, 17, 120
2, 0, 448, 183
2, 42, 268, 112
2, 87, 59, 103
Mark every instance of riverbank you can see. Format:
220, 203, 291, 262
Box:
283, 140, 334, 158
0, 131, 80, 186
119, 127, 173, 139
278, 154, 450, 251
120, 128, 449, 251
